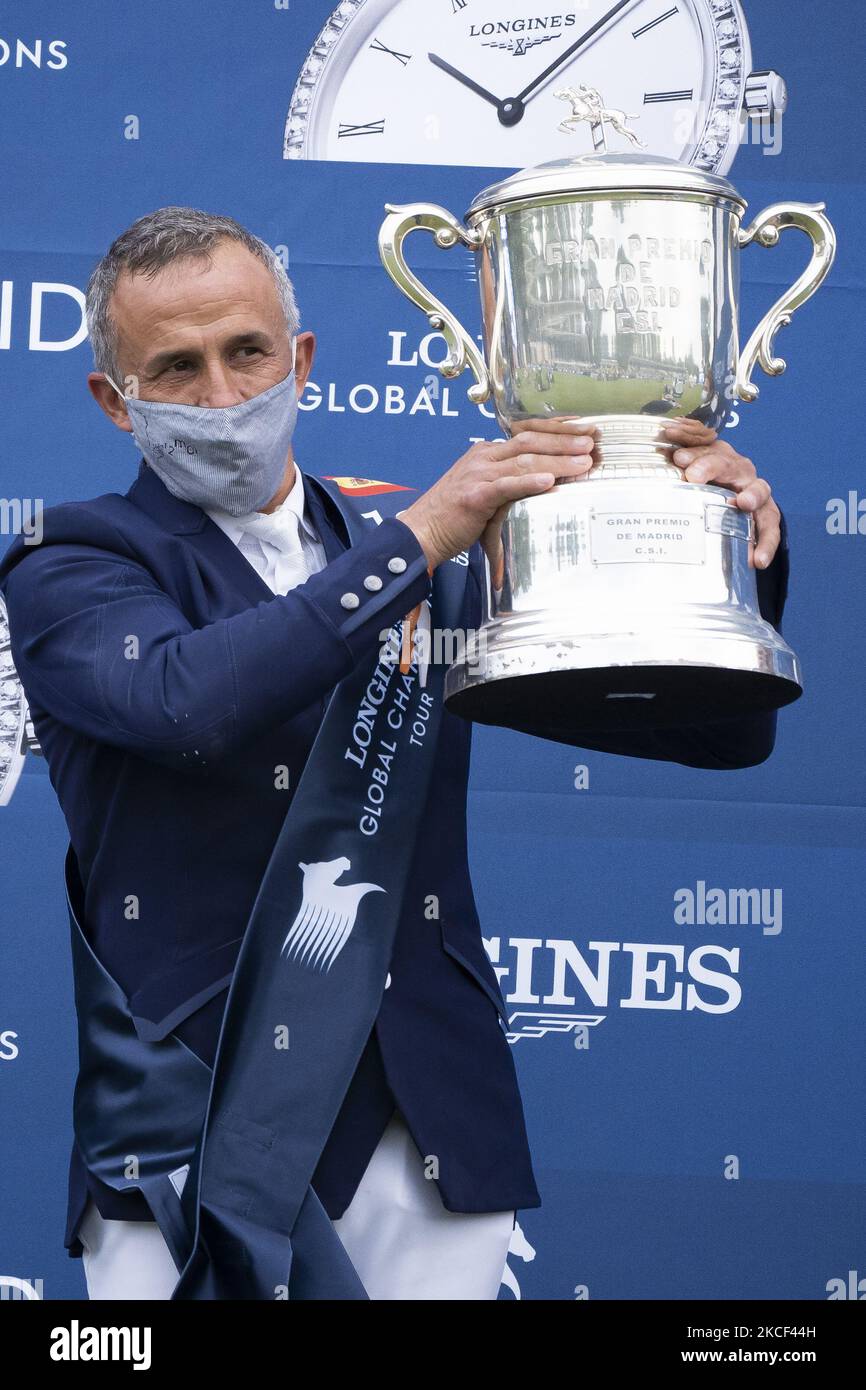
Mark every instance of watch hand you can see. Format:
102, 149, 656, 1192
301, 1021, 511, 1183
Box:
504, 0, 642, 113
428, 52, 503, 110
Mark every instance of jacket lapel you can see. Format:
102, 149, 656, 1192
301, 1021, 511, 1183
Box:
302, 474, 351, 564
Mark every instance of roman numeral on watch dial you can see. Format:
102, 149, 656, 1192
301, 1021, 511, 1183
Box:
370, 38, 411, 66
644, 88, 694, 103
337, 119, 386, 137
633, 6, 679, 39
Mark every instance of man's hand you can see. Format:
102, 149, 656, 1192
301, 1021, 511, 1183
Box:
399, 416, 782, 577
398, 419, 596, 572
663, 418, 781, 570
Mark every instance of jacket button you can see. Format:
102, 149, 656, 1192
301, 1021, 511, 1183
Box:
340, 592, 360, 610
387, 557, 407, 574
363, 574, 383, 591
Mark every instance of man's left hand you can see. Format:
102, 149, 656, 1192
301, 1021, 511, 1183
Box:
664, 418, 781, 570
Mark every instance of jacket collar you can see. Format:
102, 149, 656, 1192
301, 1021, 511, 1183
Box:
126, 459, 350, 606
202, 464, 323, 549
127, 457, 209, 535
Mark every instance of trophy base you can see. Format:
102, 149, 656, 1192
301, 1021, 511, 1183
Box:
443, 474, 803, 740
444, 622, 802, 738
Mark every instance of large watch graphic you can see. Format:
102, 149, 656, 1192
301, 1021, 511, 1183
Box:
284, 0, 785, 173
0, 595, 41, 808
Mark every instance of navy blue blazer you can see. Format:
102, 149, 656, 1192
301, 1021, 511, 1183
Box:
0, 459, 789, 1259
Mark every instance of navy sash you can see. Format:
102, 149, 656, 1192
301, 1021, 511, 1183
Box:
66, 481, 467, 1299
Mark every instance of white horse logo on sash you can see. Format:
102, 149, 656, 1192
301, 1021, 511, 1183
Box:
281, 857, 386, 973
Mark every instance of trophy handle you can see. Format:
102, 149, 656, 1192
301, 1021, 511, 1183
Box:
735, 202, 836, 403
378, 202, 491, 404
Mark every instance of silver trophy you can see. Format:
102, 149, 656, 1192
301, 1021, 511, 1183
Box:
378, 153, 835, 737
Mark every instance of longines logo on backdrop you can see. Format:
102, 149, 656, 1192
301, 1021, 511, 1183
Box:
489, 877, 783, 1045
490, 934, 742, 1047
0, 38, 68, 70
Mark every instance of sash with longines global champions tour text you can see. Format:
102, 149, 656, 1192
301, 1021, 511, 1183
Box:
65, 477, 468, 1300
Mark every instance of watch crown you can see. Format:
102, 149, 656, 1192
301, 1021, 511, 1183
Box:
743, 70, 788, 120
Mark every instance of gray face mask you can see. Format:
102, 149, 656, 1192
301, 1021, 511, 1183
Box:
105, 336, 299, 515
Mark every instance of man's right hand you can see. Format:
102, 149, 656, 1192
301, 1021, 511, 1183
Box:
398, 418, 597, 570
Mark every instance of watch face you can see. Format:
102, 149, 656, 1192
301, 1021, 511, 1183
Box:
285, 0, 752, 174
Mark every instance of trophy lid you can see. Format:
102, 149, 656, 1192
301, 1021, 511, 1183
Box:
466, 152, 746, 218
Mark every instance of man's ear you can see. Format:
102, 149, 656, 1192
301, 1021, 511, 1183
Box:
87, 372, 134, 433
294, 330, 315, 398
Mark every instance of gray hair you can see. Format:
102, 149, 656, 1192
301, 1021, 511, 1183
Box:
85, 206, 300, 381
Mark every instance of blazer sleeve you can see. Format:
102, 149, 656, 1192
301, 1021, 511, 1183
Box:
559, 505, 792, 769
0, 516, 430, 773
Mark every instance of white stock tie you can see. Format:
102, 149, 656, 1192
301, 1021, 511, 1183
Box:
237, 506, 311, 595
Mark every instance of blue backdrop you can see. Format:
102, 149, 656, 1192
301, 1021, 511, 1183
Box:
0, 0, 863, 1300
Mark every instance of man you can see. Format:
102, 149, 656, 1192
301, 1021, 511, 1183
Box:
0, 207, 787, 1301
